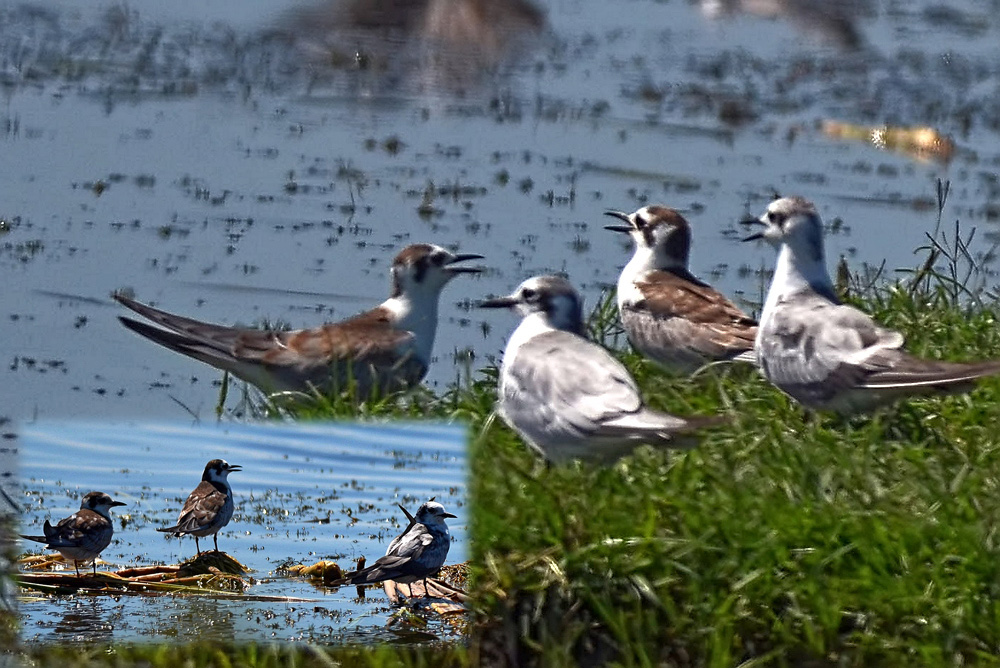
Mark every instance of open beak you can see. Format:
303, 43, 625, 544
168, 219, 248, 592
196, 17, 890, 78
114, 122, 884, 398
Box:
740, 216, 766, 242
477, 294, 519, 309
446, 253, 485, 274
603, 210, 634, 233
227, 464, 242, 473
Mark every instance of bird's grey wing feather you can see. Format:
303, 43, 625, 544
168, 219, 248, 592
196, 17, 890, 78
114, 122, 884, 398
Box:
859, 349, 1000, 389
760, 296, 904, 400
501, 331, 643, 440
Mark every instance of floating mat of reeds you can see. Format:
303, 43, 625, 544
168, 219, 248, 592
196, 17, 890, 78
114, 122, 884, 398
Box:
17, 552, 314, 602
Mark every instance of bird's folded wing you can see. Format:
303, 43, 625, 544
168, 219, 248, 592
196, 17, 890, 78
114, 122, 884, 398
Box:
503, 331, 643, 436
859, 349, 1000, 389
253, 322, 416, 371
49, 512, 107, 548
387, 526, 434, 560
762, 299, 905, 392
168, 483, 227, 533
637, 270, 757, 327
633, 271, 757, 354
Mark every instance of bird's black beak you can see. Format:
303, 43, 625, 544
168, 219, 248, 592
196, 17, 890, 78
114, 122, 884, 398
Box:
740, 216, 766, 242
442, 512, 457, 519
111, 501, 127, 507
446, 253, 485, 274
227, 464, 242, 473
603, 210, 633, 233
477, 295, 519, 309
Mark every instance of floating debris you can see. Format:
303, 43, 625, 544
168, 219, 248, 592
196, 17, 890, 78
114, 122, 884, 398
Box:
821, 120, 955, 163
286, 559, 346, 586
288, 559, 468, 606
16, 552, 269, 597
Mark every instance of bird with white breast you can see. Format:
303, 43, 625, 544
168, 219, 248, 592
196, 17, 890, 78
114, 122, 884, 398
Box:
742, 196, 1000, 413
479, 274, 727, 463
605, 205, 758, 374
115, 243, 483, 398
20, 491, 126, 577
158, 458, 240, 556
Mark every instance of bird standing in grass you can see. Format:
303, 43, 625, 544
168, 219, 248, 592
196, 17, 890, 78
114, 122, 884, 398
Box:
20, 491, 126, 576
479, 274, 727, 463
158, 459, 240, 556
605, 205, 757, 373
743, 196, 1000, 413
115, 243, 483, 398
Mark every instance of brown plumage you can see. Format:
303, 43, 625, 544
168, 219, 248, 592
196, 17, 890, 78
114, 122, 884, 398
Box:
607, 206, 758, 373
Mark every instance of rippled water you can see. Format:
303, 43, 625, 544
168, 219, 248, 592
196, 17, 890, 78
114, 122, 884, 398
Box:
2, 0, 999, 421
17, 421, 467, 644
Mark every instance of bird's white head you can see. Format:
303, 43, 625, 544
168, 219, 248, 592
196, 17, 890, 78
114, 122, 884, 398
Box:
202, 459, 241, 483
388, 243, 483, 301
415, 500, 457, 526
82, 491, 126, 518
605, 205, 692, 270
478, 275, 586, 336
742, 196, 826, 264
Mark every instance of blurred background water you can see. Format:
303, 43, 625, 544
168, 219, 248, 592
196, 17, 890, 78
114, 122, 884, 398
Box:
1, 0, 999, 422
17, 421, 467, 643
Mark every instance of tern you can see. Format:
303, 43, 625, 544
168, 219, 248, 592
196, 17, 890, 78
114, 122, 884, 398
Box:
115, 243, 483, 398
606, 205, 757, 373
743, 196, 1000, 413
331, 500, 455, 596
479, 274, 727, 462
158, 459, 240, 556
20, 491, 126, 576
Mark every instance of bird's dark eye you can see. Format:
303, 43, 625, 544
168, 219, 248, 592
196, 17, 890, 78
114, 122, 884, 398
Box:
431, 253, 446, 266
522, 288, 537, 300
768, 211, 787, 226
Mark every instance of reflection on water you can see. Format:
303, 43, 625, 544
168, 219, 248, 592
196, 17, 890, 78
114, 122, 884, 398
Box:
279, 0, 545, 94
699, 0, 872, 48
18, 421, 467, 644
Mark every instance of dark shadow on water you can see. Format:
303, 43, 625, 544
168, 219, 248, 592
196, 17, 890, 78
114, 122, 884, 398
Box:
0, 0, 546, 101
273, 0, 547, 96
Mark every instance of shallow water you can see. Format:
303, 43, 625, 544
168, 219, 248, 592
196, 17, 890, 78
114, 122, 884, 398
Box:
17, 421, 467, 643
2, 0, 1000, 421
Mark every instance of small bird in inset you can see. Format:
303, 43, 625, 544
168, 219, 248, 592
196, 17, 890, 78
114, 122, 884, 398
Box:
605, 205, 758, 373
478, 275, 727, 463
158, 459, 240, 556
331, 500, 455, 596
115, 243, 483, 398
742, 196, 1000, 413
20, 491, 126, 576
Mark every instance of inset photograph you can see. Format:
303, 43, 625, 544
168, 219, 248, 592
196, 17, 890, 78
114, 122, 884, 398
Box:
0, 426, 17, 653
15, 421, 466, 645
